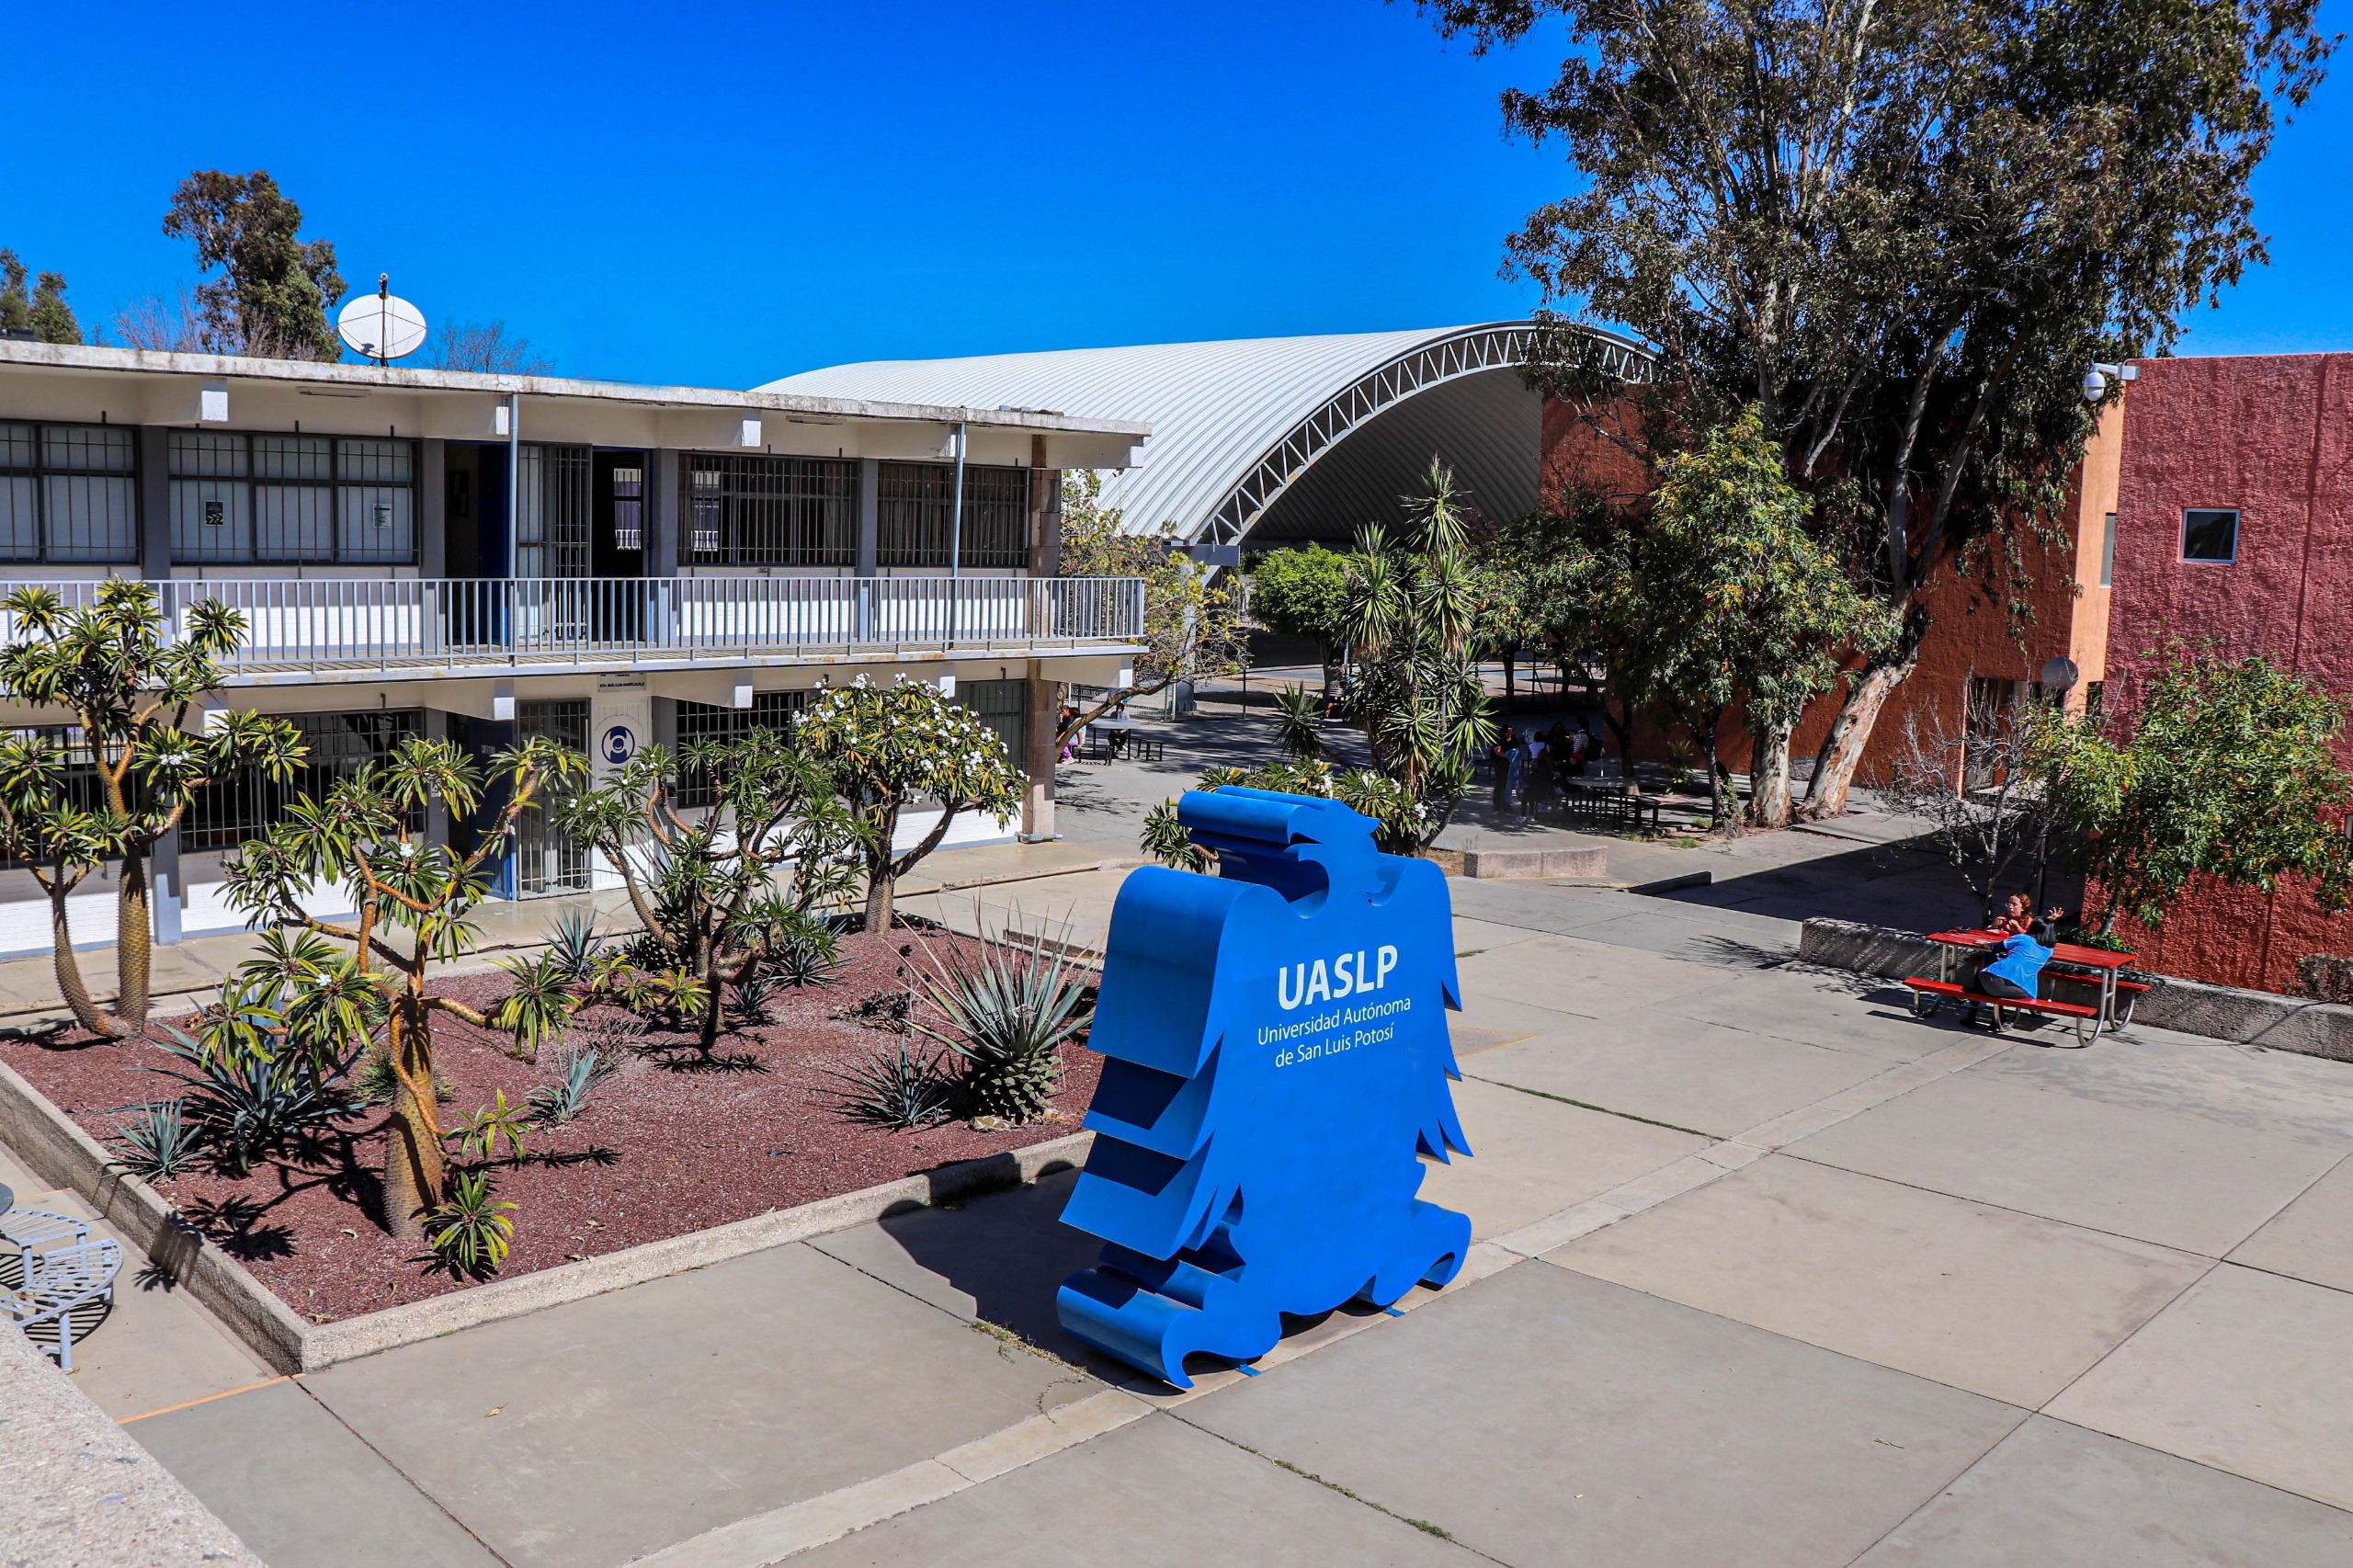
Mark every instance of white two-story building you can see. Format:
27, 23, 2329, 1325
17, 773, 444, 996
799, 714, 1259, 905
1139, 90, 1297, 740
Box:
0, 340, 1149, 950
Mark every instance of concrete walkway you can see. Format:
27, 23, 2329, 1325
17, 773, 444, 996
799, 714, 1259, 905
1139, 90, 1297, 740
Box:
6, 867, 2347, 1565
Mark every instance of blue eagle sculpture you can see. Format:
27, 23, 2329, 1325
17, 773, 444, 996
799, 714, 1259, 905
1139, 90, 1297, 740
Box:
1055, 787, 1473, 1387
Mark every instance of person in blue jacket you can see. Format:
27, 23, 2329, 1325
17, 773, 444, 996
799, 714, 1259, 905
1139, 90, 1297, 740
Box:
1976, 916, 2058, 1006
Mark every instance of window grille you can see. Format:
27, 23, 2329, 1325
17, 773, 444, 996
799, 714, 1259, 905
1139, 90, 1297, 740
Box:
953, 678, 1029, 773
515, 699, 592, 896
0, 422, 137, 562
673, 692, 806, 806
183, 710, 423, 851
685, 455, 855, 567
877, 461, 1031, 568
514, 445, 591, 579
612, 465, 644, 551
168, 432, 417, 565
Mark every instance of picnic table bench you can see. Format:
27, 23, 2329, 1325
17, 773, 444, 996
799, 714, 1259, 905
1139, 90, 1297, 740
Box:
1904, 927, 2148, 1045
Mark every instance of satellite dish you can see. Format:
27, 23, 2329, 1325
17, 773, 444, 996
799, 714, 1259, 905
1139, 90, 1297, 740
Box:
337, 275, 427, 364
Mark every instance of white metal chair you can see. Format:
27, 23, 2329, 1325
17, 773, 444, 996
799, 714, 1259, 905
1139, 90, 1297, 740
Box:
0, 1207, 91, 1288
6, 1235, 123, 1371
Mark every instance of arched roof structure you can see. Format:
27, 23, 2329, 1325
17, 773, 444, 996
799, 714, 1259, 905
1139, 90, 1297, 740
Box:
765, 323, 1648, 548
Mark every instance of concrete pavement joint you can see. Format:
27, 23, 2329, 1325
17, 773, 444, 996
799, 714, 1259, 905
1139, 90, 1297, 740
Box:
1471, 1074, 1715, 1138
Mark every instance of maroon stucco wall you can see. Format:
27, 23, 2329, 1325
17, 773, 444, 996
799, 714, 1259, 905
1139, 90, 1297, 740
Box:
2103, 352, 2353, 992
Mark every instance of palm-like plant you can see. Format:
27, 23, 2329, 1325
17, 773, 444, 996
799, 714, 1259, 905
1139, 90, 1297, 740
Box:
222, 735, 585, 1237
0, 581, 305, 1039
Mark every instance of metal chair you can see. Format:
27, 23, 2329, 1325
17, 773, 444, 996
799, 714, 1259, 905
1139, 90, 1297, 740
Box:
0, 1207, 91, 1288
6, 1235, 124, 1371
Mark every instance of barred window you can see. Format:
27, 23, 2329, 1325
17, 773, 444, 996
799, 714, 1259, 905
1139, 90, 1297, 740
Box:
686, 455, 855, 567
673, 692, 807, 806
170, 432, 417, 564
877, 461, 1030, 568
0, 423, 137, 562
183, 710, 424, 852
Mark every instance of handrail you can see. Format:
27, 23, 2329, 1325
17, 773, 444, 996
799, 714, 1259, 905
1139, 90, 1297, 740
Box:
0, 575, 1148, 676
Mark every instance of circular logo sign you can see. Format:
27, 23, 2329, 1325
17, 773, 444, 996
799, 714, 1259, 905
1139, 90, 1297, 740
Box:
601, 722, 638, 767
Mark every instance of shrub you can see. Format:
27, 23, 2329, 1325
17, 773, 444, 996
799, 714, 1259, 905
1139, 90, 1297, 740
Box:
141, 1026, 363, 1178
425, 1171, 516, 1277
912, 932, 1092, 1124
834, 988, 911, 1032
770, 915, 842, 988
835, 1039, 958, 1129
442, 1090, 530, 1164
108, 1099, 206, 1182
2297, 953, 2353, 1006
528, 1042, 614, 1128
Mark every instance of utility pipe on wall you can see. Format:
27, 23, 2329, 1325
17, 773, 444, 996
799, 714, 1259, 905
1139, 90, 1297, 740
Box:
506, 391, 521, 581
948, 419, 966, 579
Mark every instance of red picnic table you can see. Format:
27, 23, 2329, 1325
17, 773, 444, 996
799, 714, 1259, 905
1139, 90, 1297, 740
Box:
1903, 928, 2146, 1044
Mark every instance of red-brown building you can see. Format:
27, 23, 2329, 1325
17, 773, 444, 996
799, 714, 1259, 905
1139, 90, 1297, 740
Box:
2100, 353, 2353, 992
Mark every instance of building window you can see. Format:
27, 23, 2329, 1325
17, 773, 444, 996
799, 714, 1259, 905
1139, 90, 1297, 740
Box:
878, 461, 1031, 569
954, 678, 1029, 773
169, 432, 417, 565
0, 422, 138, 562
183, 710, 425, 851
2100, 512, 2116, 587
688, 456, 855, 567
673, 691, 807, 806
515, 699, 591, 896
2182, 508, 2238, 564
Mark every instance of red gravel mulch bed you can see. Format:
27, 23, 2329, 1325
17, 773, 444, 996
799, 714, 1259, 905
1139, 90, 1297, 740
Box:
0, 928, 1099, 1323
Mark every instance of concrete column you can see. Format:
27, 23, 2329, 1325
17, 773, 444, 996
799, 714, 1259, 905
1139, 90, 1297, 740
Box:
856, 459, 880, 577
150, 822, 182, 945
1028, 439, 1062, 578
650, 449, 682, 578
137, 426, 170, 578
1021, 662, 1058, 841
419, 439, 447, 577
652, 695, 676, 752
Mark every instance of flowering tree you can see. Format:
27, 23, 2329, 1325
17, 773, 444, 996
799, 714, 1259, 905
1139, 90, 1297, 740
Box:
551, 729, 859, 1053
796, 677, 1024, 932
223, 736, 585, 1237
0, 581, 303, 1039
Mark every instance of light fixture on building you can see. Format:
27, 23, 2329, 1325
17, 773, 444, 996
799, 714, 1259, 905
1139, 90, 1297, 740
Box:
199, 380, 229, 423
2081, 362, 2140, 403
2040, 656, 2080, 698
732, 678, 755, 710
739, 416, 762, 448
938, 674, 957, 698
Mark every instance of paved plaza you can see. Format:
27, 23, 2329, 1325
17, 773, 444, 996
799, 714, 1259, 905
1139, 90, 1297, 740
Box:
6, 710, 2350, 1566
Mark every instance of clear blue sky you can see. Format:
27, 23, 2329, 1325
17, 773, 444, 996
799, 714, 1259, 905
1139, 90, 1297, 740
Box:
5, 0, 2345, 387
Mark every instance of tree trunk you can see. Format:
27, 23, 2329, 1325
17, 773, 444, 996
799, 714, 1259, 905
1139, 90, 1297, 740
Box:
381, 1005, 444, 1239
49, 885, 128, 1039
1745, 719, 1794, 829
1503, 652, 1515, 714
699, 962, 726, 1055
1604, 698, 1637, 795
115, 844, 153, 1034
862, 865, 894, 934
1798, 650, 1921, 820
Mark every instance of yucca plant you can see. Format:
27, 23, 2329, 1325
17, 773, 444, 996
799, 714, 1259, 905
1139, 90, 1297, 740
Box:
911, 926, 1093, 1124
834, 1039, 957, 1129
528, 1041, 613, 1128
425, 1170, 515, 1277
108, 1099, 206, 1182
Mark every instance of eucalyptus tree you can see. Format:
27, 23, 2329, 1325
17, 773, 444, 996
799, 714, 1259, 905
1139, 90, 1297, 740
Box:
1339, 461, 1495, 847
795, 676, 1025, 932
551, 728, 860, 1053
0, 581, 303, 1039
223, 736, 585, 1236
1422, 0, 2332, 814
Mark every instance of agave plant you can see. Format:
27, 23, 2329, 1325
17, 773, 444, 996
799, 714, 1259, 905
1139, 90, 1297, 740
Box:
768, 915, 842, 989
911, 925, 1093, 1124
528, 1041, 614, 1128
108, 1099, 207, 1182
140, 1021, 365, 1177
542, 907, 605, 982
834, 1038, 957, 1129
425, 1170, 516, 1277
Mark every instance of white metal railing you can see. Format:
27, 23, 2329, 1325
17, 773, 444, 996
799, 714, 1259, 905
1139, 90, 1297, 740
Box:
0, 576, 1147, 677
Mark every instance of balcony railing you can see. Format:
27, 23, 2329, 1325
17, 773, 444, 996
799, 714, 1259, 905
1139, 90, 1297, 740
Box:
0, 576, 1147, 678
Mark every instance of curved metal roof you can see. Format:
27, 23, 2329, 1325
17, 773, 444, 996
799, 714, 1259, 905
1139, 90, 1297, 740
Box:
765, 323, 1647, 546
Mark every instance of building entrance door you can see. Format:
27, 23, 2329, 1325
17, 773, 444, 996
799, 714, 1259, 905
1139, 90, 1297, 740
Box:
592, 450, 649, 642
514, 698, 592, 898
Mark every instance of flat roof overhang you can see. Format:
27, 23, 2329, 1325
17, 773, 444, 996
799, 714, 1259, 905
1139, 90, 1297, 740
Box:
0, 343, 1151, 471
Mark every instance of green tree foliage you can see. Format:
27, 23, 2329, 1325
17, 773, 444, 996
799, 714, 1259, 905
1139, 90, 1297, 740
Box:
1643, 410, 1897, 827
1057, 469, 1248, 743
1421, 0, 2332, 815
551, 729, 859, 1054
162, 169, 345, 360
2032, 646, 2353, 935
795, 676, 1024, 932
1246, 544, 1355, 681
0, 583, 303, 1040
0, 250, 81, 344
1338, 461, 1496, 847
223, 736, 586, 1236
1494, 487, 1654, 770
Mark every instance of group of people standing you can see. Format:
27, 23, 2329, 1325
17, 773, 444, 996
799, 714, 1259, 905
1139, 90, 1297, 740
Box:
1487, 722, 1597, 819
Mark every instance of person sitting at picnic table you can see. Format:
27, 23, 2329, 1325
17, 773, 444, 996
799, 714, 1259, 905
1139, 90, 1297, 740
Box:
1973, 915, 2060, 1007
1988, 892, 2066, 937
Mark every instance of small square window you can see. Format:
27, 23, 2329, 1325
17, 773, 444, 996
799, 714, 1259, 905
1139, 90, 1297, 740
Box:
2183, 508, 2238, 563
